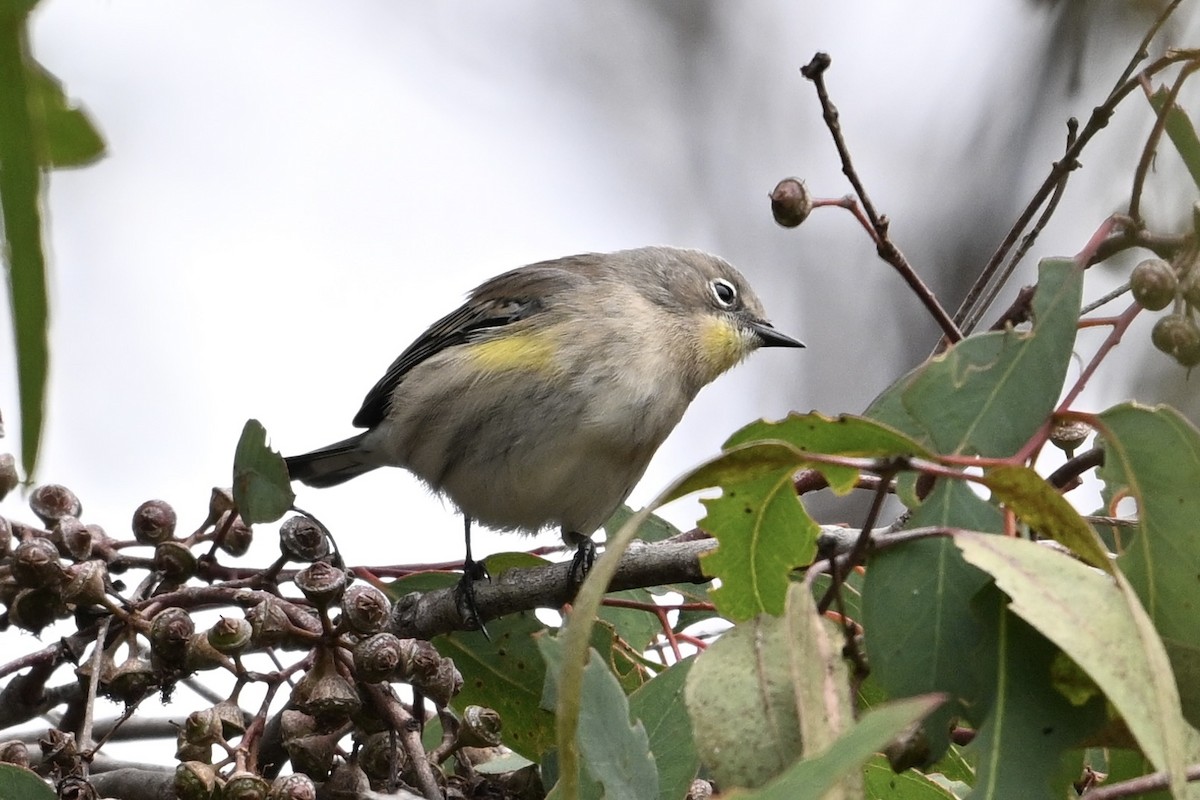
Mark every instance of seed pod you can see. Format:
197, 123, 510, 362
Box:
282, 732, 338, 781
206, 616, 253, 655
341, 584, 391, 635
278, 516, 329, 562
149, 607, 195, 665
1180, 267, 1200, 308
183, 707, 224, 746
131, 500, 177, 545
320, 762, 370, 798
267, 773, 317, 800
184, 632, 228, 673
359, 731, 410, 782
213, 700, 248, 739
29, 484, 82, 527
292, 649, 362, 723
174, 761, 219, 800
1049, 420, 1091, 455
107, 656, 158, 705
247, 597, 292, 649
0, 515, 12, 559
219, 517, 253, 557
11, 537, 65, 588
222, 771, 270, 800
55, 516, 92, 562
458, 705, 503, 748
62, 560, 109, 606
293, 562, 347, 608
1152, 313, 1200, 367
0, 740, 29, 768
0, 454, 17, 503
770, 177, 813, 228
1130, 258, 1178, 311
9, 587, 66, 634
154, 541, 198, 581
353, 633, 403, 683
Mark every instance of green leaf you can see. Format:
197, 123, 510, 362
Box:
725, 412, 933, 492
231, 419, 295, 524
27, 62, 104, 168
1149, 86, 1200, 190
863, 755, 958, 799
728, 695, 947, 800
861, 481, 999, 759
0, 10, 48, 481
685, 584, 854, 789
954, 532, 1194, 798
599, 587, 662, 656
604, 505, 682, 543
1098, 403, 1200, 728
0, 764, 53, 800
437, 611, 554, 760
978, 465, 1113, 573
630, 659, 699, 800
866, 258, 1082, 458
965, 584, 1106, 800
541, 639, 659, 800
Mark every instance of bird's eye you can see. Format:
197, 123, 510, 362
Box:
710, 278, 738, 309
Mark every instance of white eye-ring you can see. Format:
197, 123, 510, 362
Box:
710, 278, 738, 309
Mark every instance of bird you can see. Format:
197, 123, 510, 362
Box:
284, 246, 802, 628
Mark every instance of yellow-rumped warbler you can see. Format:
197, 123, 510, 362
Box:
285, 246, 801, 620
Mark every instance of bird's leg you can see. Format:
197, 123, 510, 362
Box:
455, 515, 491, 636
564, 530, 597, 587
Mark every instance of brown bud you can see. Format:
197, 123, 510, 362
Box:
458, 705, 503, 748
1152, 313, 1200, 367
149, 607, 195, 665
359, 731, 411, 782
11, 537, 65, 588
29, 484, 82, 527
0, 740, 29, 768
341, 584, 391, 635
352, 633, 403, 683
293, 562, 347, 607
131, 499, 177, 545
154, 541, 198, 581
223, 771, 270, 800
174, 761, 219, 800
0, 454, 17, 502
1130, 258, 1178, 311
267, 773, 317, 800
62, 560, 109, 606
278, 516, 329, 562
55, 516, 92, 562
219, 517, 253, 557
183, 707, 224, 746
206, 616, 253, 655
292, 649, 362, 723
770, 177, 813, 228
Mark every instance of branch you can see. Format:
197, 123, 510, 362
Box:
1083, 763, 1200, 799
390, 538, 715, 640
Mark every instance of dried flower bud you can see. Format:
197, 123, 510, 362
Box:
183, 707, 224, 746
174, 761, 219, 800
458, 705, 503, 748
267, 773, 317, 800
770, 177, 813, 228
341, 584, 391, 635
107, 656, 158, 705
206, 616, 253, 655
39, 729, 78, 772
150, 607, 195, 665
219, 517, 253, 557
353, 633, 403, 683
0, 455, 18, 503
293, 562, 347, 607
11, 537, 65, 588
278, 516, 329, 562
292, 649, 362, 723
29, 484, 82, 527
154, 541, 198, 581
1152, 313, 1200, 367
359, 731, 411, 782
62, 560, 109, 606
247, 597, 293, 649
9, 587, 66, 634
0, 740, 29, 768
283, 733, 338, 781
131, 499, 177, 545
55, 516, 92, 561
1130, 258, 1178, 311
223, 771, 270, 800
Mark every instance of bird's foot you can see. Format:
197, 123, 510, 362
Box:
567, 536, 597, 587
455, 557, 492, 639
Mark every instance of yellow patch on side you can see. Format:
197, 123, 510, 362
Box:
465, 332, 560, 374
699, 316, 753, 380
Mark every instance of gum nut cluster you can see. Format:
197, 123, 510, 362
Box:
1131, 254, 1200, 367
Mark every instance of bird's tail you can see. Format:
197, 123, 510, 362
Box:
284, 434, 378, 488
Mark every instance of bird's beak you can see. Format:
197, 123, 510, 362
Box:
748, 320, 804, 349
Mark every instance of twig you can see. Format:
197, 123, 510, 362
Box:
801, 52, 962, 343
362, 683, 442, 800
1130, 62, 1200, 222
1082, 763, 1200, 799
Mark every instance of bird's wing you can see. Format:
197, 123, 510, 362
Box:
351, 265, 586, 428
